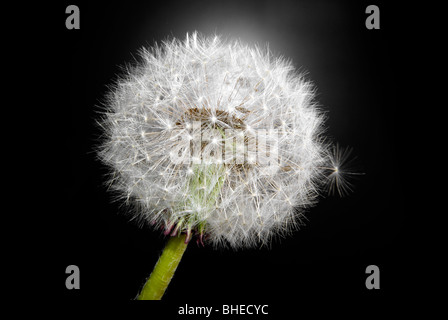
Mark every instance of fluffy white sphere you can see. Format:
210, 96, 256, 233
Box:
99, 32, 338, 248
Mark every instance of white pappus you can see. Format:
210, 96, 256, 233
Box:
98, 32, 354, 249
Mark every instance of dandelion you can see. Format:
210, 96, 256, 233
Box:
97, 32, 357, 299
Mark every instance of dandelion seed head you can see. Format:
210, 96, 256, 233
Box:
98, 32, 356, 249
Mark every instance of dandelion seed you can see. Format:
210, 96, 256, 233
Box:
325, 144, 363, 197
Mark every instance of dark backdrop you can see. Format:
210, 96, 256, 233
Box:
41, 0, 409, 314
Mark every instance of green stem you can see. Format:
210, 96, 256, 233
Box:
138, 234, 189, 300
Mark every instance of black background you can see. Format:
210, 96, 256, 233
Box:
37, 0, 412, 314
